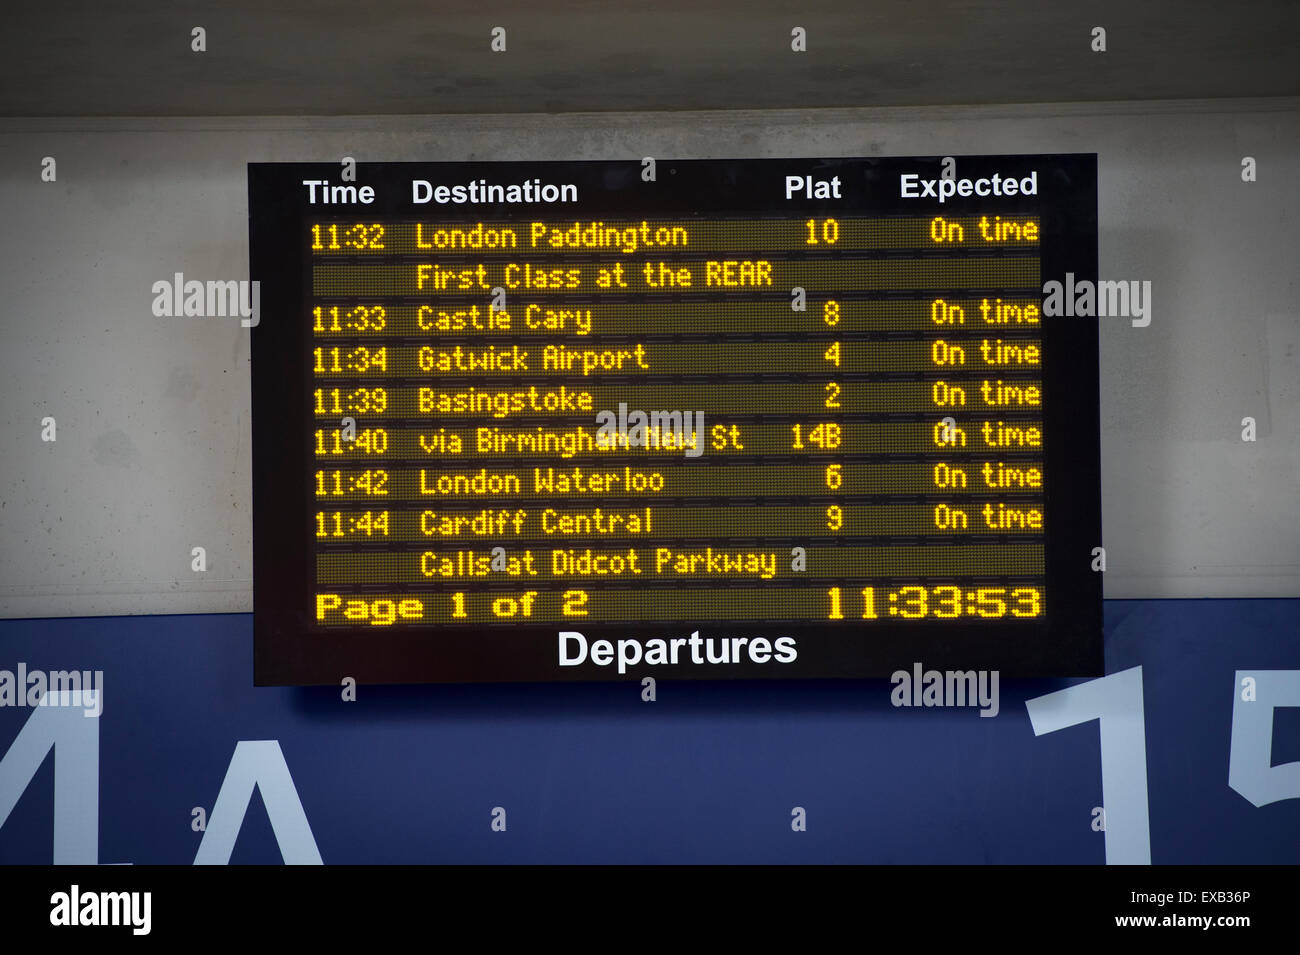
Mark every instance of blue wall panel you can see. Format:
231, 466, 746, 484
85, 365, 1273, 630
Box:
0, 599, 1296, 863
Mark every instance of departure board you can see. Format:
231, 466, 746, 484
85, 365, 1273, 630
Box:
249, 156, 1101, 685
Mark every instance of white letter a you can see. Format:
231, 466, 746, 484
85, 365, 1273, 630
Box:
194, 740, 322, 864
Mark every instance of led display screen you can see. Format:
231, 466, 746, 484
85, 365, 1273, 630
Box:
249, 155, 1101, 684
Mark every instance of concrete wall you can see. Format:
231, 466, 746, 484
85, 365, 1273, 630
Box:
0, 98, 1296, 617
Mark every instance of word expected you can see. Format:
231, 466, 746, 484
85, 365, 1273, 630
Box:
900, 171, 1038, 203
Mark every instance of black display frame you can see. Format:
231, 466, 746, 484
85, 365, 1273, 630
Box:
250, 155, 1101, 686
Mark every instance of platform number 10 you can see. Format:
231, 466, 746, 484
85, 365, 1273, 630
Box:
805, 219, 840, 244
